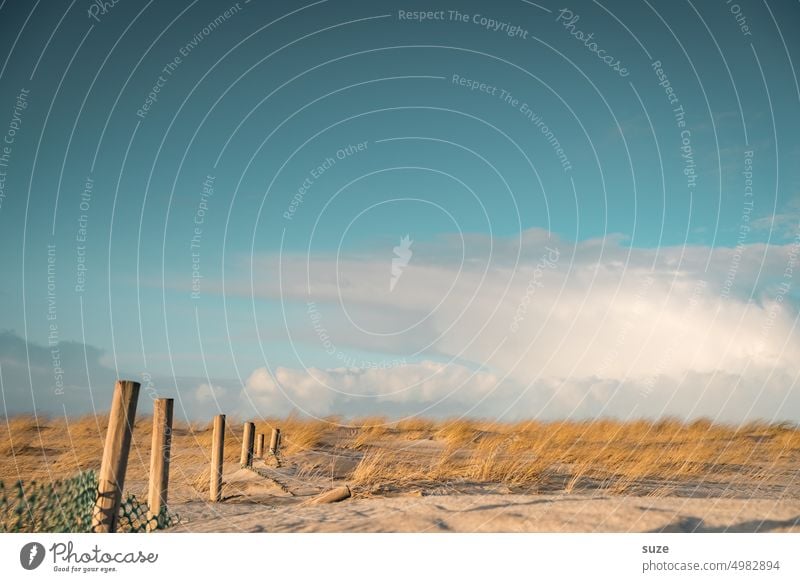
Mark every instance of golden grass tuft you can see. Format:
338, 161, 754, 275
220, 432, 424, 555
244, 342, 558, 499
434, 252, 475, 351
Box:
344, 417, 800, 494
2, 414, 798, 499
276, 417, 329, 455
191, 467, 211, 494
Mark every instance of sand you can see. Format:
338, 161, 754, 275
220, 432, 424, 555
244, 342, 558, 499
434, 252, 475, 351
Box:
169, 492, 800, 533
5, 416, 799, 533
160, 463, 800, 533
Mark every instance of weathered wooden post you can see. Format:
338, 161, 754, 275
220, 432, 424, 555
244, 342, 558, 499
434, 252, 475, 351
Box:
147, 398, 174, 531
91, 380, 140, 533
269, 427, 281, 454
255, 433, 265, 458
308, 485, 351, 505
240, 421, 255, 467
210, 414, 225, 502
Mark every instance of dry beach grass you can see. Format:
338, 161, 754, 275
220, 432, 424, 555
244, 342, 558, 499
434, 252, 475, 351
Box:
2, 414, 799, 531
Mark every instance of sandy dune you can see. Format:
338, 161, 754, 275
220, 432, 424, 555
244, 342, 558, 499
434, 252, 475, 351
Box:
5, 416, 799, 533
160, 462, 800, 533
170, 492, 800, 533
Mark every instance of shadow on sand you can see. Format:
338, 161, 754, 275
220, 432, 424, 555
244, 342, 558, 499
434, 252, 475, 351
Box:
651, 515, 800, 532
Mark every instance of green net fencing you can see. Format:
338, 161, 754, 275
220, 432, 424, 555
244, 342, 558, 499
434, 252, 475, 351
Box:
0, 471, 178, 533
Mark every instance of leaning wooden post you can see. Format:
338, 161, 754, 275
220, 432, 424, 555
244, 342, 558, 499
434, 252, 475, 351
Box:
255, 433, 265, 458
240, 422, 255, 467
147, 398, 174, 531
269, 427, 281, 454
91, 380, 140, 533
210, 414, 225, 502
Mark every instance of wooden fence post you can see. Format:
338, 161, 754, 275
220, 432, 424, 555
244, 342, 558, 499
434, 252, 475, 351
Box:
240, 422, 255, 467
147, 398, 174, 531
91, 380, 140, 533
210, 414, 225, 502
255, 433, 265, 458
269, 427, 281, 454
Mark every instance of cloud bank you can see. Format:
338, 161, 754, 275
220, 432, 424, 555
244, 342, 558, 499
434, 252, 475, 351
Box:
225, 227, 800, 422
6, 228, 799, 422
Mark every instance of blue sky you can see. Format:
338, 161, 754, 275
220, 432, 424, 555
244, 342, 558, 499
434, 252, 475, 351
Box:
0, 0, 798, 422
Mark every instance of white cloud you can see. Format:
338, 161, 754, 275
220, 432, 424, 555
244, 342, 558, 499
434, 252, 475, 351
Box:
198, 228, 800, 421
241, 362, 502, 417
234, 362, 800, 423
